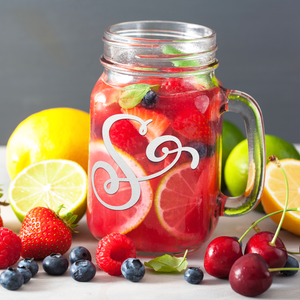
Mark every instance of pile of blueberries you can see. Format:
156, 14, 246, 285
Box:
0, 246, 96, 291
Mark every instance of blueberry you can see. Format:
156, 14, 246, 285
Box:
69, 246, 92, 264
18, 257, 39, 277
184, 267, 204, 284
0, 267, 24, 290
141, 90, 158, 109
121, 258, 145, 282
186, 141, 208, 160
280, 255, 299, 276
17, 266, 32, 283
42, 253, 69, 276
70, 260, 96, 282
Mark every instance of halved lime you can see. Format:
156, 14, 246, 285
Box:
8, 159, 88, 223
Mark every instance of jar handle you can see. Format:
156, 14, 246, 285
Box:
219, 89, 266, 216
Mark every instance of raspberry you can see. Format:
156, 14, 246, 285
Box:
96, 233, 136, 276
0, 227, 22, 269
159, 78, 196, 95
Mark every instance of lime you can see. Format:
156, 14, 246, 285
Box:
261, 159, 300, 236
224, 134, 300, 197
6, 108, 89, 179
8, 159, 88, 223
88, 140, 153, 235
221, 120, 244, 189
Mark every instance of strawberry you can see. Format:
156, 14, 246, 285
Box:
121, 106, 170, 142
159, 78, 196, 95
0, 216, 2, 228
172, 109, 216, 145
19, 205, 77, 260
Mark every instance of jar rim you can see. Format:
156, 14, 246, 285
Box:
104, 20, 216, 44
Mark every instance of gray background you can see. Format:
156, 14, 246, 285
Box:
1, 0, 299, 145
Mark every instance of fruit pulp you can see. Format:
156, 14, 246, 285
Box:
87, 75, 226, 255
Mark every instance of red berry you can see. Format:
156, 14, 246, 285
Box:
0, 227, 22, 268
159, 78, 196, 95
229, 253, 272, 297
96, 233, 136, 276
0, 216, 3, 228
109, 119, 148, 155
244, 231, 288, 270
19, 206, 74, 260
204, 236, 243, 278
172, 109, 215, 145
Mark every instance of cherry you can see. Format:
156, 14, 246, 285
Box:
229, 253, 273, 297
204, 236, 243, 279
244, 231, 288, 270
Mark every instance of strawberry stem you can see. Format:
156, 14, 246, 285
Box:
268, 156, 289, 246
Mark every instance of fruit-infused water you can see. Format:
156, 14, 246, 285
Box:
87, 21, 265, 256
87, 74, 226, 255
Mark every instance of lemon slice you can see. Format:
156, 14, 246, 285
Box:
261, 159, 300, 236
8, 159, 88, 223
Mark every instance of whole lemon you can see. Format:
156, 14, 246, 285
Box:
224, 134, 300, 197
7, 108, 89, 179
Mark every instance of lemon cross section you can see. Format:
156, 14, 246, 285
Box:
8, 159, 88, 223
261, 159, 300, 236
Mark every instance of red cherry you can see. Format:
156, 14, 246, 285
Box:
204, 236, 243, 279
229, 253, 272, 297
244, 231, 288, 270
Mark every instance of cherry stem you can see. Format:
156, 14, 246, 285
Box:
238, 207, 300, 244
268, 156, 289, 246
287, 251, 300, 255
269, 267, 300, 272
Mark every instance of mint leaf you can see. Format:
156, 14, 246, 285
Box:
162, 45, 200, 68
119, 84, 159, 109
144, 250, 188, 272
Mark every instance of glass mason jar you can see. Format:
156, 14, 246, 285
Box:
87, 21, 265, 256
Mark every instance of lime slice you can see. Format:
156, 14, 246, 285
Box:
8, 159, 88, 223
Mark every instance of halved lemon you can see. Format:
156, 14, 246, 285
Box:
8, 159, 88, 223
261, 159, 300, 236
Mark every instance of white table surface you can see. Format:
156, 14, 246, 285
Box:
0, 145, 299, 300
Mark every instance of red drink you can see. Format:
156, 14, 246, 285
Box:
87, 76, 226, 255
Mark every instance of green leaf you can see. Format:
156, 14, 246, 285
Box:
119, 84, 159, 109
144, 250, 188, 272
162, 45, 200, 68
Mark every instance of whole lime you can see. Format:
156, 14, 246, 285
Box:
221, 120, 244, 189
224, 134, 300, 197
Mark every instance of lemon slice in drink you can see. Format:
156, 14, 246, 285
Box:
8, 159, 88, 223
261, 159, 300, 236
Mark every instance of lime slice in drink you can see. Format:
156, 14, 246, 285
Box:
88, 140, 153, 235
8, 159, 88, 223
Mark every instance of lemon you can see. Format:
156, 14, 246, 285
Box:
8, 159, 87, 223
261, 159, 300, 236
6, 107, 89, 179
221, 120, 244, 190
224, 135, 300, 197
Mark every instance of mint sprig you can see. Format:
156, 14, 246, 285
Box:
119, 83, 159, 109
144, 250, 188, 272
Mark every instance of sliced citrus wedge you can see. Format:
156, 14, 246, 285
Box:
261, 158, 300, 236
87, 140, 153, 236
154, 162, 211, 240
121, 107, 170, 141
8, 159, 88, 223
